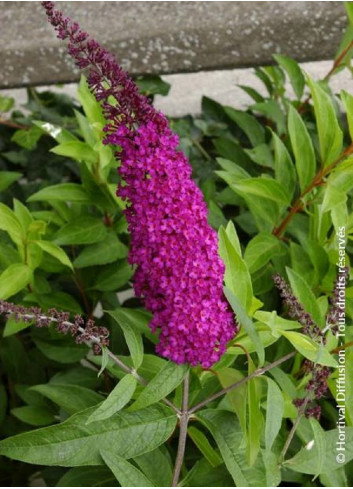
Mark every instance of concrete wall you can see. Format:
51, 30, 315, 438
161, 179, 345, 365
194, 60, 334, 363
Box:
0, 1, 347, 89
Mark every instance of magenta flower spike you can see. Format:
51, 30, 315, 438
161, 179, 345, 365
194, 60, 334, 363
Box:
42, 2, 237, 367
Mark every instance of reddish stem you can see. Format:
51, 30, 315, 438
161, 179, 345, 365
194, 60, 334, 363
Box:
297, 39, 353, 114
324, 39, 353, 81
273, 144, 353, 238
0, 118, 28, 130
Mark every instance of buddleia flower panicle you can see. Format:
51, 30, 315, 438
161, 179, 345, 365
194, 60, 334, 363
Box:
42, 2, 237, 368
273, 273, 344, 419
0, 300, 109, 354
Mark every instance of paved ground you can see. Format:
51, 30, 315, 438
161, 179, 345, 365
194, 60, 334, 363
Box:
1, 60, 351, 118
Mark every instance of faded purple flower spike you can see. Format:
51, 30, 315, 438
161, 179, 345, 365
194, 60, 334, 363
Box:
273, 273, 324, 340
273, 273, 337, 419
0, 300, 109, 354
42, 2, 237, 367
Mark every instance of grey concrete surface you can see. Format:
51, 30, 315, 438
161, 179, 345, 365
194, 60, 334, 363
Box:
0, 1, 348, 89
1, 60, 352, 118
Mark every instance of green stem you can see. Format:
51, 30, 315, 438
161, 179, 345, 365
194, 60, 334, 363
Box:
189, 351, 295, 414
279, 397, 310, 464
172, 373, 190, 486
192, 139, 212, 161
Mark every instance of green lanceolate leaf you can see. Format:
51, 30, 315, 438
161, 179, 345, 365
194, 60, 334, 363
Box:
244, 232, 285, 273
0, 404, 177, 466
288, 105, 316, 191
0, 171, 22, 193
320, 468, 348, 488
214, 138, 252, 167
100, 450, 154, 487
90, 261, 133, 291
224, 287, 265, 366
49, 367, 99, 389
0, 264, 32, 300
272, 130, 296, 200
247, 358, 263, 466
286, 267, 324, 327
250, 101, 286, 135
134, 448, 173, 487
34, 240, 73, 270
34, 338, 88, 364
188, 426, 222, 467
224, 107, 265, 146
238, 85, 265, 103
73, 233, 128, 268
264, 377, 284, 451
218, 368, 247, 433
231, 177, 290, 206
197, 409, 247, 486
74, 109, 97, 146
108, 307, 154, 343
219, 226, 253, 312
279, 330, 338, 367
136, 74, 171, 96
198, 410, 276, 486
0, 202, 23, 245
51, 141, 97, 165
273, 54, 305, 99
27, 183, 90, 204
309, 418, 326, 479
130, 362, 188, 411
30, 383, 104, 415
216, 157, 251, 180
254, 310, 301, 336
57, 466, 116, 487
33, 120, 78, 143
345, 1, 353, 25
224, 220, 242, 255
3, 317, 31, 337
98, 347, 109, 377
0, 94, 14, 112
11, 406, 56, 427
53, 217, 108, 246
284, 427, 353, 475
334, 20, 353, 69
341, 89, 353, 141
34, 292, 82, 314
227, 325, 277, 356
86, 374, 137, 424
13, 199, 33, 232
244, 143, 274, 169
78, 75, 106, 126
11, 126, 42, 150
308, 78, 343, 167
107, 309, 144, 369
0, 242, 20, 268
